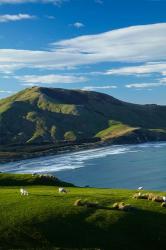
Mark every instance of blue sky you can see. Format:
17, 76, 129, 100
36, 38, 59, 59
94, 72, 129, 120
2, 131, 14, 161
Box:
0, 0, 166, 104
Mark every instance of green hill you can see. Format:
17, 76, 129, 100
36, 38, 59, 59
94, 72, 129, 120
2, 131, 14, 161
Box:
0, 86, 166, 147
1, 174, 166, 250
0, 173, 74, 187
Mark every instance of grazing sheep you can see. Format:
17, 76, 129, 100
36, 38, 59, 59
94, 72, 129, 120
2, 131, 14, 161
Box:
112, 203, 119, 209
161, 202, 166, 208
20, 188, 29, 196
24, 190, 29, 196
133, 193, 142, 199
74, 199, 83, 206
141, 193, 151, 199
147, 193, 155, 200
58, 187, 68, 194
152, 195, 163, 202
133, 193, 149, 199
112, 202, 133, 211
133, 192, 166, 204
138, 187, 143, 191
20, 188, 24, 195
163, 196, 166, 202
74, 199, 99, 208
118, 202, 132, 211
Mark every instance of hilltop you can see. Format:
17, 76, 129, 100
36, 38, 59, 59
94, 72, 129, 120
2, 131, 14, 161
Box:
0, 87, 166, 161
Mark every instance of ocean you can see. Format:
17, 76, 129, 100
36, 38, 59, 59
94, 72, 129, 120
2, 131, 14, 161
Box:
1, 142, 166, 190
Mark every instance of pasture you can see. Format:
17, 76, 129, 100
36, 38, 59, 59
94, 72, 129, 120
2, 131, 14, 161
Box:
1, 174, 166, 249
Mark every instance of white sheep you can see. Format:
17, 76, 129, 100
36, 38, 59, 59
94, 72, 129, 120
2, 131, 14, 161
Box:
58, 187, 67, 194
20, 188, 29, 196
23, 190, 29, 196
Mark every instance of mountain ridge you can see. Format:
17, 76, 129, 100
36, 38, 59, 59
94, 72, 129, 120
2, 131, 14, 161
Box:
0, 86, 166, 148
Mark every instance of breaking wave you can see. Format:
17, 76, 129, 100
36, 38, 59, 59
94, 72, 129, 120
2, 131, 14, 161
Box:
1, 142, 166, 174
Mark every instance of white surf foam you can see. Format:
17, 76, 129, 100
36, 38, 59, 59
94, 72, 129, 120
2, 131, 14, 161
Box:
1, 142, 166, 174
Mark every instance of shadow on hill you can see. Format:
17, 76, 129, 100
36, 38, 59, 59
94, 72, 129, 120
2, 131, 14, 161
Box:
52, 208, 166, 250
2, 207, 165, 250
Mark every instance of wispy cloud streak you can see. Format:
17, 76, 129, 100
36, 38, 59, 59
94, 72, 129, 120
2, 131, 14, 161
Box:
0, 23, 166, 73
0, 14, 35, 22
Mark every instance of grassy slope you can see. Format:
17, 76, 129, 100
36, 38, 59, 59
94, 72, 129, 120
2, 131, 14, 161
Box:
1, 175, 166, 250
1, 87, 166, 147
0, 173, 74, 187
95, 121, 137, 140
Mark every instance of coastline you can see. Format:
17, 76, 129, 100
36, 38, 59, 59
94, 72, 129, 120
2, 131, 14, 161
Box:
1, 135, 166, 164
0, 141, 104, 164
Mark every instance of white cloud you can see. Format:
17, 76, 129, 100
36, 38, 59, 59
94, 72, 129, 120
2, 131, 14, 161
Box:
82, 85, 117, 91
0, 90, 14, 93
0, 63, 28, 74
52, 23, 166, 63
15, 74, 88, 84
72, 22, 85, 29
0, 23, 166, 73
0, 0, 66, 4
21, 83, 39, 86
126, 82, 166, 89
0, 14, 35, 23
106, 62, 166, 76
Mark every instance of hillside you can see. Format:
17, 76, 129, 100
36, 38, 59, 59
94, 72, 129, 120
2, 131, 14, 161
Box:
1, 174, 166, 250
0, 173, 74, 187
0, 86, 166, 161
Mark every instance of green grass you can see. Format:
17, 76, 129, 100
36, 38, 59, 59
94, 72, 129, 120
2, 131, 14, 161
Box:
1, 86, 166, 146
0, 173, 74, 187
1, 174, 166, 249
96, 121, 137, 140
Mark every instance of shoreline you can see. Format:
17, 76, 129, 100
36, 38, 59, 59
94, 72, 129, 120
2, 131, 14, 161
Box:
1, 138, 166, 164
0, 141, 105, 164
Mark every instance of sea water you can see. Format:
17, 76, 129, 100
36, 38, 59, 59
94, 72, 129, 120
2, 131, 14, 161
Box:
1, 142, 166, 190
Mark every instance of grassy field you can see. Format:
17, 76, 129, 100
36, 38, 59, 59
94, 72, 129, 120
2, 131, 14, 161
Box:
1, 174, 166, 250
95, 121, 136, 140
